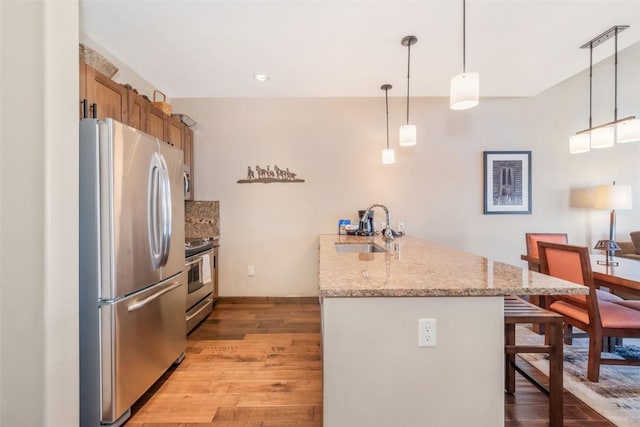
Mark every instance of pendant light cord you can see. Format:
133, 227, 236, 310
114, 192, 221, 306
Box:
406, 43, 411, 124
614, 27, 618, 121
385, 87, 390, 149
589, 43, 593, 128
462, 0, 466, 73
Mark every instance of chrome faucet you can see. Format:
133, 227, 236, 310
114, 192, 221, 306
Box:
362, 203, 394, 244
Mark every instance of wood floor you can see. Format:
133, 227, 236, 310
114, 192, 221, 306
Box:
126, 299, 613, 426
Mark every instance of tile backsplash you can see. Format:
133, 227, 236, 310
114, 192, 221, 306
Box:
185, 200, 220, 239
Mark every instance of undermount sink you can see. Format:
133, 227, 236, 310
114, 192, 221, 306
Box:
334, 242, 386, 253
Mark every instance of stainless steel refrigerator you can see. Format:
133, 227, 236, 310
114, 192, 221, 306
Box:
79, 118, 186, 426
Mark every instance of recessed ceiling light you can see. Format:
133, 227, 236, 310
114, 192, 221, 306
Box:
253, 73, 269, 82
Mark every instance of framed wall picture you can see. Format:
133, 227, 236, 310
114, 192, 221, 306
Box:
483, 151, 532, 214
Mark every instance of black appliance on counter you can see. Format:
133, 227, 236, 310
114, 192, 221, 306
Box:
346, 209, 375, 236
185, 237, 219, 333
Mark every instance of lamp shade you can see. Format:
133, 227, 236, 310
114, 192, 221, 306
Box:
382, 148, 395, 164
590, 127, 615, 148
450, 72, 479, 110
595, 184, 632, 210
617, 118, 640, 143
569, 133, 590, 153
399, 124, 416, 146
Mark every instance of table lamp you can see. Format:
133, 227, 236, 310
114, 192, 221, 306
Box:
595, 181, 632, 257
594, 240, 622, 266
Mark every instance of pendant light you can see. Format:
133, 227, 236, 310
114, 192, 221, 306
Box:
381, 84, 395, 164
570, 25, 640, 152
450, 0, 479, 110
399, 35, 417, 147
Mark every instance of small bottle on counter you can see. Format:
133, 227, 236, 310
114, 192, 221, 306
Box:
338, 219, 351, 235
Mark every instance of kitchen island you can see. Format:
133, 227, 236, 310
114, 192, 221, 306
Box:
319, 234, 587, 427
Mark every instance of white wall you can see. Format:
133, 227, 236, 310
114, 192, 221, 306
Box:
0, 0, 79, 424
171, 41, 640, 297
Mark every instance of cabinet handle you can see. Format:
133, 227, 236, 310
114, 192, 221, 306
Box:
92, 103, 97, 119
81, 99, 88, 118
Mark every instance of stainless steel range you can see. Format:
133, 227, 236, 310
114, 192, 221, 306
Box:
185, 237, 218, 333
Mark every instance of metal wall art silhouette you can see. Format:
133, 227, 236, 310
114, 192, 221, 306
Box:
237, 164, 305, 184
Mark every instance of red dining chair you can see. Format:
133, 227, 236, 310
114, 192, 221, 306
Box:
525, 233, 569, 273
525, 234, 571, 334
525, 233, 623, 335
538, 241, 640, 382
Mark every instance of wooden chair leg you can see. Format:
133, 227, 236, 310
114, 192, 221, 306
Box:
564, 324, 573, 345
588, 332, 603, 382
548, 320, 563, 427
505, 324, 516, 393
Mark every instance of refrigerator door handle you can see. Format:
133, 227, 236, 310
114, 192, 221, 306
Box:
127, 282, 182, 312
183, 170, 190, 197
148, 153, 163, 270
159, 154, 172, 267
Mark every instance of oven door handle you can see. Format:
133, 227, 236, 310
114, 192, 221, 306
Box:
185, 257, 203, 268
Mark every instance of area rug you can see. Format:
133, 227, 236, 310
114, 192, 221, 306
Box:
516, 325, 640, 426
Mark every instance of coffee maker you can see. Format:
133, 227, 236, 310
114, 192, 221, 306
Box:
355, 209, 375, 236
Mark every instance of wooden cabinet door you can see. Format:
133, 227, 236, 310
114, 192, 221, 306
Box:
183, 128, 193, 169
85, 65, 128, 122
127, 90, 147, 131
146, 104, 166, 140
166, 115, 184, 150
183, 128, 194, 200
79, 63, 87, 119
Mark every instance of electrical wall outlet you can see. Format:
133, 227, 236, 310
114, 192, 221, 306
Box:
418, 318, 437, 347
398, 222, 405, 233
248, 265, 255, 276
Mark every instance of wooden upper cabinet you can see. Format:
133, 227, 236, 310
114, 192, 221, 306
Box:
146, 104, 166, 140
166, 115, 184, 150
80, 60, 198, 202
82, 64, 128, 122
183, 128, 193, 170
127, 90, 147, 131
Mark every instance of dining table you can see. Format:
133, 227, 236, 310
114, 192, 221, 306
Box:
521, 253, 640, 297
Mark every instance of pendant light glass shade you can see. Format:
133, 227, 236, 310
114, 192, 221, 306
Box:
399, 124, 416, 146
382, 148, 395, 164
590, 127, 615, 148
450, 72, 479, 110
450, 0, 479, 110
569, 133, 590, 154
617, 118, 640, 143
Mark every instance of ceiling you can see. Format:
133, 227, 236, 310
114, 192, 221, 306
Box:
80, 0, 640, 99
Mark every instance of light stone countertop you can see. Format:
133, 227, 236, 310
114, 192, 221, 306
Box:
319, 234, 589, 298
